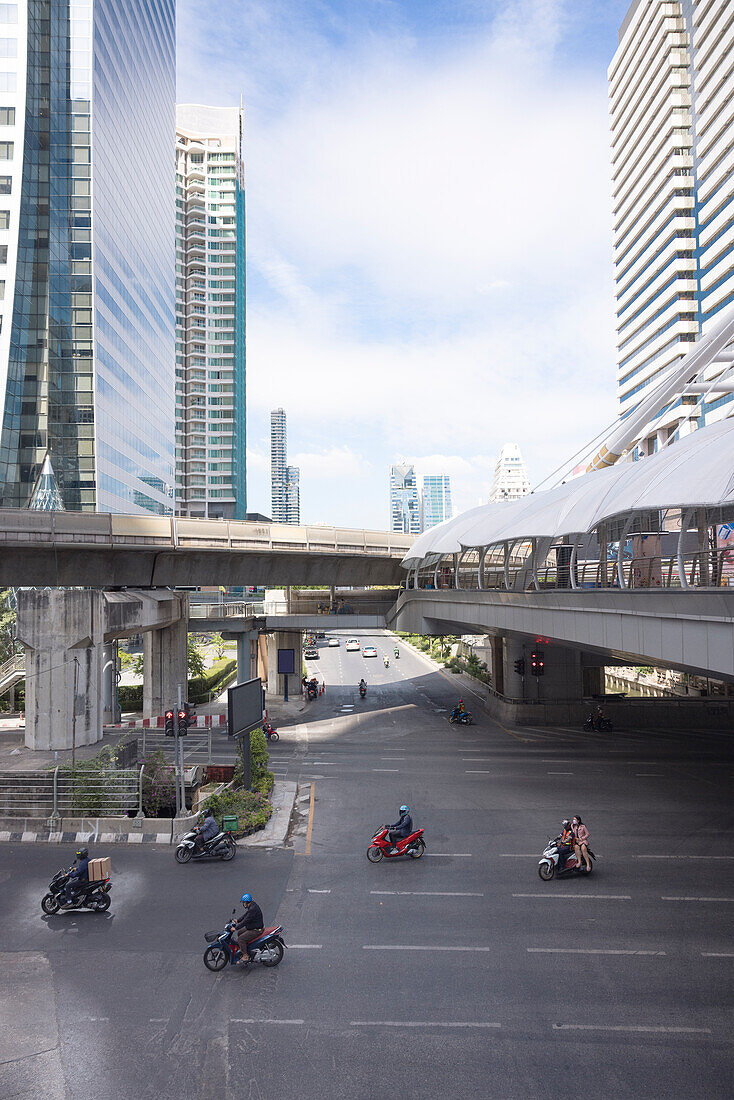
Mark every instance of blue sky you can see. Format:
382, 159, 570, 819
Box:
177, 0, 635, 527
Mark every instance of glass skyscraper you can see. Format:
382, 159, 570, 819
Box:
0, 0, 176, 513
421, 474, 452, 530
390, 463, 421, 535
270, 407, 299, 524
175, 104, 246, 519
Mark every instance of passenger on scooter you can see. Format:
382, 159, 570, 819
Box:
387, 805, 412, 853
557, 820, 574, 869
450, 698, 465, 721
194, 809, 219, 854
235, 893, 264, 964
359, 678, 366, 691
572, 815, 592, 872
63, 847, 90, 904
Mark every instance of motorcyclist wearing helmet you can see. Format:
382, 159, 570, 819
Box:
63, 847, 90, 904
450, 698, 465, 721
557, 820, 574, 870
234, 893, 264, 964
359, 679, 366, 692
387, 805, 413, 853
194, 809, 219, 854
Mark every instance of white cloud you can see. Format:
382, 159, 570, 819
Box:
179, 0, 619, 529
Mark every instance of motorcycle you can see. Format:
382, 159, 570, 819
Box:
203, 914, 287, 972
304, 678, 319, 700
264, 720, 279, 742
175, 827, 236, 864
538, 836, 596, 880
449, 708, 473, 725
383, 656, 389, 668
41, 869, 112, 914
583, 711, 613, 732
359, 684, 367, 698
394, 648, 400, 659
367, 825, 426, 862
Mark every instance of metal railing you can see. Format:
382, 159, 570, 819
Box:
189, 598, 394, 619
0, 767, 141, 819
0, 653, 25, 693
138, 727, 213, 765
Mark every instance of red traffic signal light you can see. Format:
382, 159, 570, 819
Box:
177, 701, 197, 736
530, 650, 545, 676
164, 709, 176, 736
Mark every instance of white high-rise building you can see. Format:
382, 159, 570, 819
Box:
489, 443, 530, 503
271, 408, 300, 524
390, 463, 421, 534
421, 475, 452, 530
175, 104, 246, 519
610, 1, 734, 452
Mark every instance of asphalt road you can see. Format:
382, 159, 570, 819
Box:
1, 628, 733, 1099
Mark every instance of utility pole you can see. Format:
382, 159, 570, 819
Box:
177, 683, 186, 816
71, 657, 79, 768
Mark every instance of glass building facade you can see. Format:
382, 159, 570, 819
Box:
421, 474, 452, 530
0, 0, 176, 512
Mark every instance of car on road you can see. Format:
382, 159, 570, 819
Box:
304, 647, 319, 660
328, 637, 340, 647
362, 645, 378, 658
346, 639, 360, 651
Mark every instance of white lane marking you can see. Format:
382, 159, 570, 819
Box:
350, 1020, 500, 1029
528, 948, 665, 956
149, 1017, 168, 1022
381, 756, 405, 760
547, 771, 573, 775
373, 768, 399, 772
461, 757, 491, 761
288, 944, 323, 949
662, 896, 734, 902
634, 855, 734, 861
701, 952, 734, 957
363, 945, 489, 952
232, 1019, 304, 1025
513, 894, 632, 900
425, 853, 472, 858
371, 891, 484, 897
307, 889, 331, 894
500, 854, 543, 857
465, 770, 491, 774
553, 1024, 711, 1035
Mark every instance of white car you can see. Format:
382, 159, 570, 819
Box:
328, 638, 340, 647
346, 639, 360, 652
362, 646, 378, 658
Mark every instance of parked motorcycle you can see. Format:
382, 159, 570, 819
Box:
264, 720, 279, 742
41, 869, 112, 914
449, 708, 473, 725
367, 824, 426, 862
203, 915, 287, 971
538, 837, 596, 880
583, 710, 613, 732
175, 827, 236, 864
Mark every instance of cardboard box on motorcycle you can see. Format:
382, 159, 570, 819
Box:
88, 856, 111, 881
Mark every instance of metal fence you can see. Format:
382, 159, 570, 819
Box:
0, 767, 142, 819
137, 727, 213, 765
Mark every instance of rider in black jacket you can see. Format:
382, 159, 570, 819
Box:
387, 806, 413, 852
235, 893, 265, 963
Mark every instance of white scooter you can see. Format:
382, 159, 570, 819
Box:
538, 837, 595, 880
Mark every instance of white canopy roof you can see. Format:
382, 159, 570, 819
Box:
402, 417, 734, 568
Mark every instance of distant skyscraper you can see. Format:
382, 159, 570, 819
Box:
0, 0, 176, 513
271, 408, 300, 524
286, 465, 300, 525
390, 463, 421, 534
175, 104, 246, 519
610, 0, 734, 449
421, 475, 452, 530
490, 443, 530, 503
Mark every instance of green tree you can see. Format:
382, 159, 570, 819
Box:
188, 636, 205, 677
0, 589, 16, 664
210, 633, 227, 660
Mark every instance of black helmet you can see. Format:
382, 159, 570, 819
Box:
561, 820, 570, 827
76, 847, 88, 859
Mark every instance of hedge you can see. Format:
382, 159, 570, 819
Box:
202, 787, 272, 837
118, 658, 237, 712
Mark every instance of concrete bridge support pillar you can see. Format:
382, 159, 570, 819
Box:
235, 631, 259, 684
17, 589, 105, 751
503, 636, 583, 702
143, 605, 188, 717
101, 643, 116, 725
266, 630, 303, 698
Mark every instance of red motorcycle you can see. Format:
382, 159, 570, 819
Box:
367, 825, 426, 862
264, 720, 279, 742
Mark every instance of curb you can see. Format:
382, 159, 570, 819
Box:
0, 829, 173, 845
237, 780, 297, 848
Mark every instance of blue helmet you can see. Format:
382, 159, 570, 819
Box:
400, 805, 409, 814
241, 893, 252, 904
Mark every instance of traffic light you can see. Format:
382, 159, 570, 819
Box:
164, 709, 176, 737
530, 650, 545, 677
514, 657, 525, 676
177, 700, 197, 736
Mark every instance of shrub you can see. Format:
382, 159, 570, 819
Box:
202, 787, 272, 836
141, 750, 176, 817
232, 727, 274, 794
